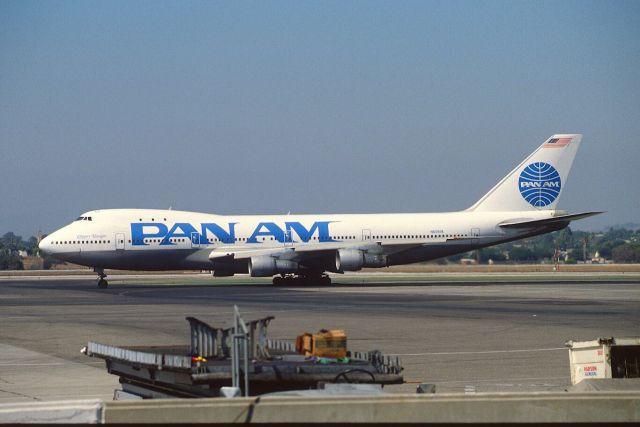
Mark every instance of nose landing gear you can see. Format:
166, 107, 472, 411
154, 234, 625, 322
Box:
95, 268, 108, 288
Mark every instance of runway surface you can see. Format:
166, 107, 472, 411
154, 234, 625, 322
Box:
1, 275, 639, 402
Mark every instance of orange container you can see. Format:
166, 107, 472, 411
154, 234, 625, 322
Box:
296, 329, 347, 358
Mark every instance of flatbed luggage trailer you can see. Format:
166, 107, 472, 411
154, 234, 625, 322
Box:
565, 337, 640, 384
84, 311, 403, 399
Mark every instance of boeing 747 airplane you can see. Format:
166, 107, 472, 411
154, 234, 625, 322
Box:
39, 134, 601, 288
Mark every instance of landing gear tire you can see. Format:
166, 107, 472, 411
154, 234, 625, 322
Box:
95, 268, 108, 289
273, 276, 285, 286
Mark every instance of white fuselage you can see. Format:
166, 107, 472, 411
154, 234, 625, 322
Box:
39, 208, 564, 273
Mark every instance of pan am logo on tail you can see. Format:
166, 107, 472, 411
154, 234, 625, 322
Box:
518, 162, 561, 207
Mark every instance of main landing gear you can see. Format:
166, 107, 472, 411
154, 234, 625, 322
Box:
272, 274, 331, 286
95, 268, 108, 289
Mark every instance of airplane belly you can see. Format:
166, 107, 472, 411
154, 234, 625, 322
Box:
81, 249, 202, 271
387, 243, 480, 266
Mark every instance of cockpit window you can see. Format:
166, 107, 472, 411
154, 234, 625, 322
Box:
75, 216, 93, 221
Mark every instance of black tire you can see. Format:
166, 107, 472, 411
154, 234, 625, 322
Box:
98, 279, 108, 289
272, 276, 284, 286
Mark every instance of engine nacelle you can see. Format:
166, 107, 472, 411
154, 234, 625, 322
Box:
335, 249, 387, 272
249, 256, 299, 277
335, 249, 364, 271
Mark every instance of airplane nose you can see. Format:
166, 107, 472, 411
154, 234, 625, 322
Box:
38, 236, 52, 254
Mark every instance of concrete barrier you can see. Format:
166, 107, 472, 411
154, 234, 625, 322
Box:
0, 399, 103, 424
103, 392, 640, 423
2, 392, 639, 423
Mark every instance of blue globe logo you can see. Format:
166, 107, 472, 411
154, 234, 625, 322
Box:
518, 162, 561, 207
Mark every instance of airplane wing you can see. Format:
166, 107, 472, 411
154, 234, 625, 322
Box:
208, 239, 429, 263
209, 241, 379, 262
498, 211, 603, 229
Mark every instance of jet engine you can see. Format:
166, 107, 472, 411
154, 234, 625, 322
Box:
249, 256, 299, 277
335, 249, 387, 272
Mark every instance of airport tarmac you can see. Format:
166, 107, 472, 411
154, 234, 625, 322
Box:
1, 273, 639, 403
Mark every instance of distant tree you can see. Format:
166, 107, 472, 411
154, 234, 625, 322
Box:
606, 227, 635, 241
612, 244, 640, 263
1, 232, 22, 253
476, 247, 506, 263
508, 246, 536, 262
555, 228, 574, 250
531, 244, 554, 260
25, 236, 39, 256
596, 239, 627, 259
0, 252, 23, 270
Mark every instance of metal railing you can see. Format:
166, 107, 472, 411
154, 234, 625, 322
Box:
85, 342, 191, 369
266, 339, 403, 374
187, 314, 274, 360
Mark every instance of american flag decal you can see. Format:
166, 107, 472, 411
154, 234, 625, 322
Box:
544, 137, 572, 148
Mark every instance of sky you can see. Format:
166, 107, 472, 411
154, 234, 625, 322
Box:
1, 0, 639, 238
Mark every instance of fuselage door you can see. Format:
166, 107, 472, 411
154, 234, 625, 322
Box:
471, 228, 480, 240
362, 229, 372, 242
284, 229, 293, 247
190, 232, 200, 248
116, 233, 125, 250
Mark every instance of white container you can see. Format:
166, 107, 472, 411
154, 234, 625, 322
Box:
565, 337, 640, 385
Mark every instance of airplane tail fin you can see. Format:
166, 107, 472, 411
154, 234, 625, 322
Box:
467, 134, 582, 212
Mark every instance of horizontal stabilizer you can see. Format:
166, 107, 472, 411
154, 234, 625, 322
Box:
498, 211, 603, 229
